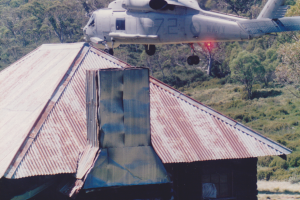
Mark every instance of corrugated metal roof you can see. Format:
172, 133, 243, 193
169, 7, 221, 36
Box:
1, 42, 291, 179
150, 78, 291, 163
0, 43, 85, 178
5, 45, 127, 179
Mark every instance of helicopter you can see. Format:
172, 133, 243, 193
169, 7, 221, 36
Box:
83, 0, 300, 65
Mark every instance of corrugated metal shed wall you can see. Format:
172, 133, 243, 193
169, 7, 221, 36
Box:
3, 43, 291, 179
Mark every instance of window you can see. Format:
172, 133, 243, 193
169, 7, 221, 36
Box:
87, 14, 95, 27
116, 18, 125, 30
89, 19, 95, 27
202, 173, 232, 198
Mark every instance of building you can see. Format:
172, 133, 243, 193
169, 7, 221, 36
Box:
0, 43, 291, 200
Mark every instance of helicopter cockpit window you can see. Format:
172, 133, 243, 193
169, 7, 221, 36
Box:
116, 18, 125, 30
89, 19, 95, 27
87, 14, 95, 27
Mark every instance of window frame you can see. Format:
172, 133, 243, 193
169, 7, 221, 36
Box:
116, 18, 125, 30
202, 172, 233, 198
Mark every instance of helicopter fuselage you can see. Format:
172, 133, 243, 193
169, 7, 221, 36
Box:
84, 5, 254, 49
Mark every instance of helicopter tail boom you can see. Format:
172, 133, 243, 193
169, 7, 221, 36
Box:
238, 16, 300, 36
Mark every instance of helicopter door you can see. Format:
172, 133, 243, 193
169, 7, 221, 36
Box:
96, 10, 111, 38
126, 17, 136, 34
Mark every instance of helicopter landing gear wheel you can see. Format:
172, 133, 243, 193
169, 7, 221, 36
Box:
187, 43, 200, 65
104, 48, 114, 56
187, 56, 194, 65
187, 55, 200, 65
145, 45, 156, 56
192, 55, 200, 65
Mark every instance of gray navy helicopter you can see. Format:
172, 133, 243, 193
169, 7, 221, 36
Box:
83, 0, 300, 65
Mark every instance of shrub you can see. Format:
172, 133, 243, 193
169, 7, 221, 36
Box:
217, 77, 227, 85
225, 99, 243, 109
263, 122, 289, 132
289, 175, 300, 184
286, 142, 298, 151
290, 120, 299, 126
233, 87, 242, 92
287, 152, 300, 167
232, 112, 255, 122
269, 157, 288, 169
276, 108, 289, 115
276, 139, 287, 146
257, 168, 273, 180
271, 168, 290, 181
258, 156, 274, 167
284, 133, 300, 141
252, 90, 282, 99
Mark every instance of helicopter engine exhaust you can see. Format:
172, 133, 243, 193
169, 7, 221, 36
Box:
122, 0, 172, 11
149, 0, 168, 10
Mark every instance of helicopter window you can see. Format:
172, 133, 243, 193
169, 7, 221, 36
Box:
116, 18, 125, 30
89, 19, 95, 27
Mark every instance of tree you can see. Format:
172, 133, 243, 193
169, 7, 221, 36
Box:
45, 0, 84, 43
275, 0, 300, 97
219, 0, 262, 17
276, 40, 300, 98
286, 0, 300, 16
262, 48, 278, 86
230, 51, 265, 99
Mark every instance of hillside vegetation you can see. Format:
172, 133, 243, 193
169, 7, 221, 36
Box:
0, 0, 300, 182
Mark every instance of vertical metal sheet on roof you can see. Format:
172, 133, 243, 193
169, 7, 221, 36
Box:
76, 70, 99, 179
83, 68, 169, 189
0, 43, 84, 178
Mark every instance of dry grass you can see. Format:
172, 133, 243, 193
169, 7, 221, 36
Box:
258, 194, 300, 200
190, 84, 240, 105
258, 180, 300, 193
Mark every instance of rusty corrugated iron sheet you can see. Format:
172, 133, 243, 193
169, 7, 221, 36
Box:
76, 70, 99, 180
0, 43, 85, 178
149, 78, 292, 163
5, 45, 125, 179
2, 43, 291, 180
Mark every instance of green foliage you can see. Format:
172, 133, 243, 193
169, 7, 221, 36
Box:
230, 51, 265, 99
287, 152, 300, 167
258, 156, 274, 167
0, 0, 98, 70
269, 157, 288, 169
286, 0, 300, 16
276, 40, 300, 98
257, 168, 273, 180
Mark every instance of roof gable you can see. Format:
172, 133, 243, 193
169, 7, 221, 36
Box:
0, 43, 291, 179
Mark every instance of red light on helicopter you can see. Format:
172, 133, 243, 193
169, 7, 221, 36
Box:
204, 42, 214, 52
